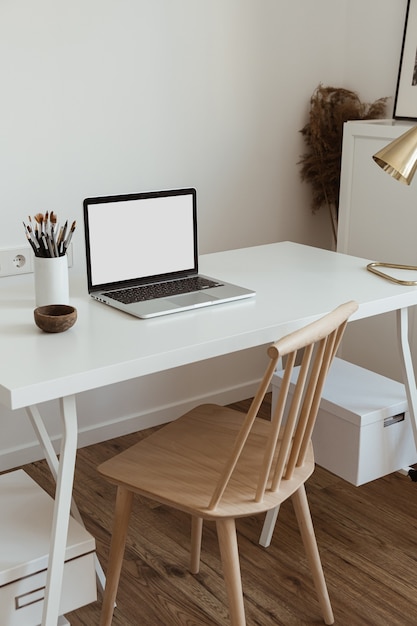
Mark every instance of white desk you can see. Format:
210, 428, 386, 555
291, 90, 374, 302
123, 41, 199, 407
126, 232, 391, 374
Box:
2, 241, 417, 625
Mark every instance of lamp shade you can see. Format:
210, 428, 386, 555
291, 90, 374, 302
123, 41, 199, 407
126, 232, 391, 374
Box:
373, 124, 417, 185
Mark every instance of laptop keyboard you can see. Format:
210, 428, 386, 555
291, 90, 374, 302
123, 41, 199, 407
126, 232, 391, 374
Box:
103, 276, 222, 305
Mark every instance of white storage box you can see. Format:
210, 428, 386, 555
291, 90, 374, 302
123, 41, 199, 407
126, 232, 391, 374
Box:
271, 358, 417, 486
0, 469, 96, 626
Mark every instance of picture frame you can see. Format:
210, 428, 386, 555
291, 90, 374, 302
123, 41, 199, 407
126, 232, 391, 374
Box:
394, 0, 417, 120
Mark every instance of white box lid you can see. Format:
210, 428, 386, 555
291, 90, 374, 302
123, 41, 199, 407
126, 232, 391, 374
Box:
274, 357, 407, 427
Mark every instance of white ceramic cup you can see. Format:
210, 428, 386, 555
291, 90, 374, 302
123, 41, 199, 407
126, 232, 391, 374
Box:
34, 255, 69, 307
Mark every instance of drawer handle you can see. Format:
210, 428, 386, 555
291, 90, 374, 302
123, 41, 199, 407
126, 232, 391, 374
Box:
384, 413, 405, 428
15, 586, 45, 609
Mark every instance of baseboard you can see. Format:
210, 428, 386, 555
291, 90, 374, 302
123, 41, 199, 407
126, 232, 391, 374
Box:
80, 378, 260, 447
0, 378, 260, 471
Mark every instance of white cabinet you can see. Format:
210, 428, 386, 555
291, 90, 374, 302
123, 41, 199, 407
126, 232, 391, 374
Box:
338, 119, 417, 381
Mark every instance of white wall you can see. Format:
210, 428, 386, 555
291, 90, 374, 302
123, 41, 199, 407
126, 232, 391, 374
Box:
343, 0, 407, 107
0, 0, 409, 467
1, 0, 349, 260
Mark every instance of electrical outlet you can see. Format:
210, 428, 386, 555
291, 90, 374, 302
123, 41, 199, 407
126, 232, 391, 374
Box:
0, 244, 73, 277
0, 246, 34, 277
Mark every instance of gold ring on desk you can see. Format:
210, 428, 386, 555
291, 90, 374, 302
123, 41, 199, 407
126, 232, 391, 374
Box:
366, 261, 417, 286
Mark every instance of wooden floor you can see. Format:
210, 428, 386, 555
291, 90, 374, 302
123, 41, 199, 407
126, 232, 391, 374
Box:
20, 395, 417, 625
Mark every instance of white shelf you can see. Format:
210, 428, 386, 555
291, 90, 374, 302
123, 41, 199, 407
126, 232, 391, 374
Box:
0, 470, 96, 626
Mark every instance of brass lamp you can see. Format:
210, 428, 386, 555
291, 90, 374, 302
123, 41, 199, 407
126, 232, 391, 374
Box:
369, 124, 417, 285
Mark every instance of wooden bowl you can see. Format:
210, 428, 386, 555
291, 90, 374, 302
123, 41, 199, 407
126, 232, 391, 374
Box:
34, 304, 77, 333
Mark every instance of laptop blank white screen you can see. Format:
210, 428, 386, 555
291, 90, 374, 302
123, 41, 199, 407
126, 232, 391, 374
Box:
86, 193, 195, 287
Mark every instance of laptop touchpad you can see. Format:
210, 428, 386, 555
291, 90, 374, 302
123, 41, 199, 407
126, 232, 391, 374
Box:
168, 292, 218, 307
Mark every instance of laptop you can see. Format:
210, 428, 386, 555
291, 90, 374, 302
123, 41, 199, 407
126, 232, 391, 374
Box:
83, 188, 255, 318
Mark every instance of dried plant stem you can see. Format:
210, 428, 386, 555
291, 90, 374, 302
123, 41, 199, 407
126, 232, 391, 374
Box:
299, 85, 388, 246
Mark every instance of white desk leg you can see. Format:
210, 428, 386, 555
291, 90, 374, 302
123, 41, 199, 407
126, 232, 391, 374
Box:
259, 506, 280, 548
26, 404, 106, 594
397, 308, 417, 450
40, 394, 78, 626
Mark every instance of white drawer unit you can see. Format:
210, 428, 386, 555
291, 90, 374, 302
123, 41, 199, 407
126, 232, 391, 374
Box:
0, 470, 96, 626
271, 358, 417, 486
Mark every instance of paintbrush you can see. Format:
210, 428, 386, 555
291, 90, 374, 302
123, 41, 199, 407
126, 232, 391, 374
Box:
63, 220, 76, 254
27, 224, 40, 252
56, 224, 64, 254
34, 213, 43, 243
59, 220, 68, 255
23, 221, 38, 254
50, 211, 58, 256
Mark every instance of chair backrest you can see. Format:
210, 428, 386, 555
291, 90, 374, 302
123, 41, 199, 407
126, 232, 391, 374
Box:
208, 300, 358, 510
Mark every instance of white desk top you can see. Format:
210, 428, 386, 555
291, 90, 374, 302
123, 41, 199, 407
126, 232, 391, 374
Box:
2, 241, 417, 410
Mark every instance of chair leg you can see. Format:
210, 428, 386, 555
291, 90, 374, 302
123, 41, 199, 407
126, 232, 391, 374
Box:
216, 518, 246, 626
100, 487, 134, 626
190, 516, 203, 574
291, 485, 334, 625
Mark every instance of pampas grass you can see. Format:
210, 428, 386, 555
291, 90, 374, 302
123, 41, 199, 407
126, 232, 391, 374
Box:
299, 85, 388, 244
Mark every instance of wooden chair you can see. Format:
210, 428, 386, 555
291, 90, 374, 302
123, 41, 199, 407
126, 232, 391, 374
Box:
97, 300, 358, 626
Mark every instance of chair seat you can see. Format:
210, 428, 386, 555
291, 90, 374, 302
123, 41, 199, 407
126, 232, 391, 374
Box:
98, 403, 315, 519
